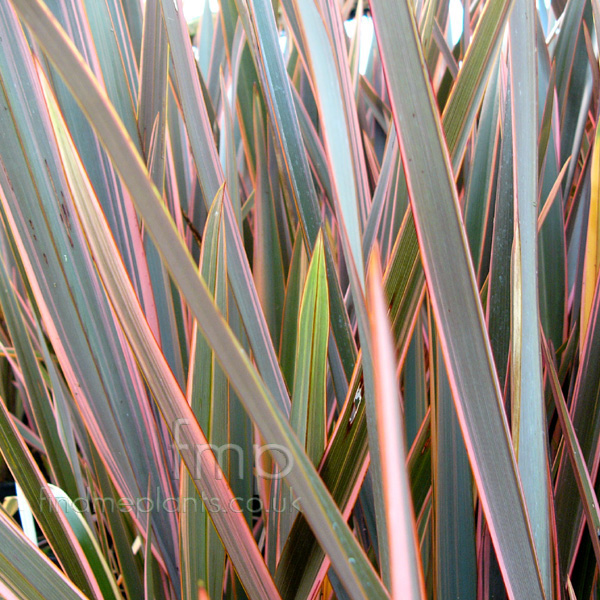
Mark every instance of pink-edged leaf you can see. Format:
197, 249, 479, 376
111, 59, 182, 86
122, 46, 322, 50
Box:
366, 246, 426, 599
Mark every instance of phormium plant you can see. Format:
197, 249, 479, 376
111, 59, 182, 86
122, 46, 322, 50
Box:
0, 0, 597, 598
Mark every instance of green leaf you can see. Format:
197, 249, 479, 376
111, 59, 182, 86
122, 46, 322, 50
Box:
441, 0, 517, 172
432, 335, 476, 600
370, 0, 545, 597
46, 484, 122, 600
463, 63, 500, 274
41, 67, 280, 599
87, 443, 144, 600
25, 9, 387, 595
159, 0, 293, 418
233, 0, 358, 381
542, 337, 600, 567
181, 188, 229, 600
0, 508, 88, 600
79, 0, 139, 144
0, 251, 79, 502
43, 0, 157, 329
272, 232, 329, 565
253, 93, 286, 347
290, 0, 365, 284
279, 228, 309, 391
0, 386, 102, 599
0, 5, 179, 577
537, 13, 567, 368
138, 0, 186, 385
487, 81, 514, 391
275, 365, 370, 600
291, 232, 329, 466
275, 209, 427, 598
509, 0, 552, 591
554, 250, 600, 578
403, 314, 428, 448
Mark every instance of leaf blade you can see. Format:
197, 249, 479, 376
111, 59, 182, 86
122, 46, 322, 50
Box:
370, 0, 545, 597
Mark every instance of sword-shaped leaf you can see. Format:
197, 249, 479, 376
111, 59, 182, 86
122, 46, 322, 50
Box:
370, 0, 545, 597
